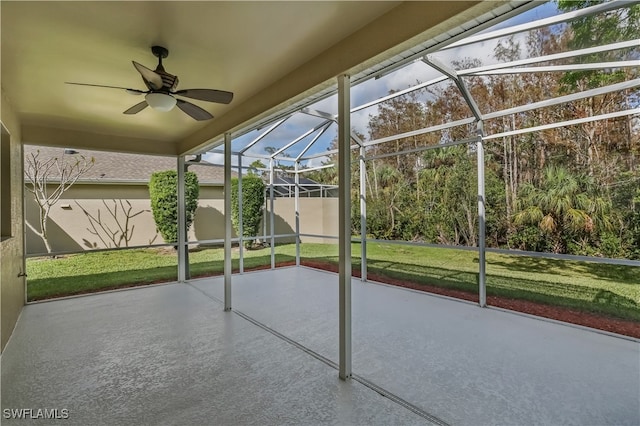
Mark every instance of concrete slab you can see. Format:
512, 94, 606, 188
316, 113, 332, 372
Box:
191, 267, 640, 426
1, 282, 429, 425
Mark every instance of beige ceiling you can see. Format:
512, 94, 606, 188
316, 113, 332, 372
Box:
1, 1, 497, 156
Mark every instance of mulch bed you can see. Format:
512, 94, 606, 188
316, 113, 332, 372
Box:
33, 259, 639, 339
300, 260, 640, 339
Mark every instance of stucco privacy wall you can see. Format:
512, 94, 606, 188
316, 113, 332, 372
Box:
26, 184, 227, 254
1, 92, 25, 352
270, 197, 339, 244
26, 184, 338, 254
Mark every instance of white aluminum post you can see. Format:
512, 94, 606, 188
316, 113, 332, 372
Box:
263, 196, 268, 245
359, 146, 367, 281
269, 158, 275, 269
477, 122, 487, 307
177, 156, 188, 282
238, 154, 244, 274
338, 74, 352, 380
295, 161, 301, 266
224, 133, 232, 311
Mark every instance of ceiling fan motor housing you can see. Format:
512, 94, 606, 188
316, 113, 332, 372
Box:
157, 70, 179, 92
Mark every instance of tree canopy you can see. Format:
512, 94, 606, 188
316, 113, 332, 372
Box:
306, 2, 639, 258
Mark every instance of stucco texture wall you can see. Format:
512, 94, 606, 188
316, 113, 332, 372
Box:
268, 198, 338, 244
1, 93, 26, 352
25, 183, 339, 254
25, 185, 228, 254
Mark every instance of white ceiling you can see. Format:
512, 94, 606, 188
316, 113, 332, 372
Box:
1, 1, 497, 156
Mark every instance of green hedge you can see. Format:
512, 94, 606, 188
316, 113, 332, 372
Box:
149, 170, 199, 243
231, 175, 265, 249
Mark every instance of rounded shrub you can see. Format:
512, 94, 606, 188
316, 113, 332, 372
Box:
231, 175, 265, 249
149, 170, 199, 244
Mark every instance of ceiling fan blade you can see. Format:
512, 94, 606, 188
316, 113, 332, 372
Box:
176, 99, 213, 121
132, 61, 163, 91
123, 101, 149, 115
66, 82, 145, 95
173, 89, 234, 104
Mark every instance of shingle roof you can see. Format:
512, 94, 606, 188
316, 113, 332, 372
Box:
24, 145, 234, 184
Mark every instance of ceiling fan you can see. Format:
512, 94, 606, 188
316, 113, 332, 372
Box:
66, 46, 233, 121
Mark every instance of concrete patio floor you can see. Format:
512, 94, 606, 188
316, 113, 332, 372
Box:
2, 266, 639, 425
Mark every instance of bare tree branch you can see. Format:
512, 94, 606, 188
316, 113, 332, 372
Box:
25, 149, 95, 254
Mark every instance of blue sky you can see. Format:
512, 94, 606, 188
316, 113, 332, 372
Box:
205, 1, 564, 168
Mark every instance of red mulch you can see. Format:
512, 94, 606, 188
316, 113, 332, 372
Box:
300, 260, 640, 339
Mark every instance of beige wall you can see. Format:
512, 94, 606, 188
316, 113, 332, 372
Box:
26, 185, 230, 254
1, 92, 26, 352
268, 197, 338, 244
25, 183, 339, 254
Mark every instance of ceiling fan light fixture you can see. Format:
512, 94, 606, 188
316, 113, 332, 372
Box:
145, 92, 176, 112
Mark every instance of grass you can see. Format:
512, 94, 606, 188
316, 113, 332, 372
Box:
26, 242, 640, 322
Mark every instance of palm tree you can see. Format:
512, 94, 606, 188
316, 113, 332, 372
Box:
514, 165, 613, 253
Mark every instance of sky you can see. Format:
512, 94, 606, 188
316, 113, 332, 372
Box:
203, 1, 566, 169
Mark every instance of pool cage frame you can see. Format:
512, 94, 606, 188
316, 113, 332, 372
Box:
24, 1, 637, 380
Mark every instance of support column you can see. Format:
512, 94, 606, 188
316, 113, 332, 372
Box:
263, 195, 268, 246
295, 161, 301, 267
224, 133, 232, 311
269, 158, 275, 269
338, 74, 352, 380
476, 122, 487, 307
359, 146, 367, 282
177, 156, 188, 282
238, 154, 244, 274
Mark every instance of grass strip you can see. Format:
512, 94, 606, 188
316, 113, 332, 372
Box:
26, 243, 639, 323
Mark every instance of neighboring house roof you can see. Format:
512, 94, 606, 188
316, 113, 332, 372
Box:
24, 145, 234, 184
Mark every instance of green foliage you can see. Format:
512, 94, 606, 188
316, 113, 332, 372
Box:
148, 170, 199, 244
353, 1, 638, 258
512, 165, 614, 255
231, 175, 265, 249
557, 0, 640, 89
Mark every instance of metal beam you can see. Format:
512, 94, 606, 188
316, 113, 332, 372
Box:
350, 131, 364, 148
484, 108, 639, 141
424, 55, 483, 121
459, 39, 640, 77
351, 76, 448, 113
364, 137, 477, 162
271, 119, 333, 157
239, 117, 290, 154
177, 156, 188, 282
359, 145, 367, 282
295, 161, 301, 267
358, 1, 541, 83
224, 133, 232, 311
337, 74, 352, 381
295, 122, 332, 162
476, 122, 486, 307
445, 0, 636, 50
484, 78, 640, 121
303, 116, 475, 161
466, 61, 640, 76
363, 116, 476, 148
238, 154, 244, 274
269, 158, 275, 269
300, 108, 338, 122
298, 163, 336, 174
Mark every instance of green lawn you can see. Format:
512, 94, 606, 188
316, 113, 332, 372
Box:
26, 242, 640, 322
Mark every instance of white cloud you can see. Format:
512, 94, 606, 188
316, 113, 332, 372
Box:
306, 155, 332, 168
205, 2, 555, 163
202, 152, 238, 167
